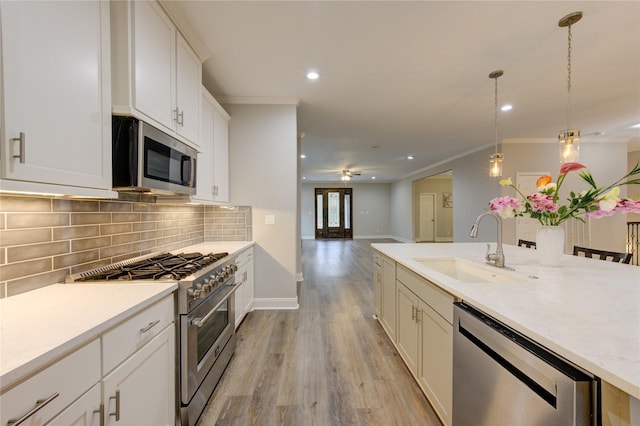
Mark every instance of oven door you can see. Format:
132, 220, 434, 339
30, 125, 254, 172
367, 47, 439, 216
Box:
180, 283, 236, 403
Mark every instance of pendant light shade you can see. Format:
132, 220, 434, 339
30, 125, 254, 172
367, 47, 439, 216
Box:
558, 12, 582, 163
489, 70, 504, 177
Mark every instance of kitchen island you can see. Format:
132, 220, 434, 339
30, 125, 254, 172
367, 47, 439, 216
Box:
372, 242, 639, 424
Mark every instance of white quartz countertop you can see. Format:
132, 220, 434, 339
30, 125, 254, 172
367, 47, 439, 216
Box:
174, 241, 254, 257
0, 241, 253, 391
0, 282, 177, 391
371, 242, 640, 399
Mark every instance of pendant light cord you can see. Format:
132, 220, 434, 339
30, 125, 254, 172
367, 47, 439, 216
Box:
494, 74, 499, 156
566, 23, 573, 130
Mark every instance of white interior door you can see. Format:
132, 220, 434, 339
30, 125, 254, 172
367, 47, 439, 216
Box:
419, 193, 435, 242
516, 173, 548, 243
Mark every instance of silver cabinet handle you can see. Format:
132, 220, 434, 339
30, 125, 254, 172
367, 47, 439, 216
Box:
93, 403, 105, 426
173, 108, 179, 124
10, 132, 25, 164
7, 392, 59, 425
140, 319, 160, 334
109, 390, 120, 421
178, 110, 184, 127
411, 305, 416, 321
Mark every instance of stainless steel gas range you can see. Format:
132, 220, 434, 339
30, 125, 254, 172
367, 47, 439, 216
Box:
67, 251, 238, 426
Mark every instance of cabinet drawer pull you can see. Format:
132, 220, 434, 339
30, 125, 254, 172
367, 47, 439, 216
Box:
10, 132, 25, 164
93, 402, 105, 426
140, 319, 160, 334
109, 390, 120, 421
7, 392, 59, 425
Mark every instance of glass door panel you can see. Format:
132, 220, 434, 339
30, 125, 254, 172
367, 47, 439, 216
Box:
315, 188, 353, 239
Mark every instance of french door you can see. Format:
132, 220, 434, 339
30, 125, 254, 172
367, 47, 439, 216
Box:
315, 188, 353, 239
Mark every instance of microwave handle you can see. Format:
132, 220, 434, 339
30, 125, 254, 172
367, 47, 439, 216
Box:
181, 155, 195, 185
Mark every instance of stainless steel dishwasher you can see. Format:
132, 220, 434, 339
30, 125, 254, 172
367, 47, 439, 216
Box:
453, 302, 599, 426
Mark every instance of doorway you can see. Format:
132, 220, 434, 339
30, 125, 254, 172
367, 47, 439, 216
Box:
412, 171, 453, 242
315, 188, 353, 239
418, 193, 436, 242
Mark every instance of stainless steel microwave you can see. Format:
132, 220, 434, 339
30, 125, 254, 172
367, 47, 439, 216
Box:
112, 116, 197, 196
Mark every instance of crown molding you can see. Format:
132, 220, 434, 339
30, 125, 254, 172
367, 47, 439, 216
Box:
215, 96, 300, 106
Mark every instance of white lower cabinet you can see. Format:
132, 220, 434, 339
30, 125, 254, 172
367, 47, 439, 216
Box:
0, 294, 175, 426
0, 340, 101, 426
234, 247, 254, 327
47, 384, 101, 426
373, 253, 383, 318
102, 326, 175, 426
380, 254, 397, 342
379, 261, 454, 426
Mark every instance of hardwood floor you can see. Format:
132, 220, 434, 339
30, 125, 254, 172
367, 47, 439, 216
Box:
198, 239, 441, 425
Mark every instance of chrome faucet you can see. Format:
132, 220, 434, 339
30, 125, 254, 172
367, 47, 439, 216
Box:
469, 211, 506, 268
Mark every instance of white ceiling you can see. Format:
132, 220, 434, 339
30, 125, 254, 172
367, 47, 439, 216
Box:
175, 1, 640, 183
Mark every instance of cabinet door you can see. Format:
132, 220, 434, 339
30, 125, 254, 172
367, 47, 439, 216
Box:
103, 325, 175, 426
380, 257, 396, 341
194, 88, 215, 202
418, 302, 453, 426
175, 32, 201, 143
47, 384, 101, 426
396, 282, 419, 375
373, 260, 382, 318
212, 106, 229, 203
0, 0, 111, 191
133, 0, 175, 130
244, 255, 254, 314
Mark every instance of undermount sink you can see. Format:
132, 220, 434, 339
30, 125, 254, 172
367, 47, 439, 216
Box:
414, 257, 524, 284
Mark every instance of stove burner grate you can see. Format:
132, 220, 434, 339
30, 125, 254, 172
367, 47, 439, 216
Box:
75, 251, 228, 281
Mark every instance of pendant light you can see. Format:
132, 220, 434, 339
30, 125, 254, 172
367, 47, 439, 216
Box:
489, 70, 504, 177
558, 11, 582, 163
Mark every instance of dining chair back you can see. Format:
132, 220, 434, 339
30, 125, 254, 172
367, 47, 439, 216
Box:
517, 239, 537, 249
572, 246, 632, 264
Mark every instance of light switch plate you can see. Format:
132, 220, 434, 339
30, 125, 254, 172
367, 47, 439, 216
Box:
265, 214, 276, 225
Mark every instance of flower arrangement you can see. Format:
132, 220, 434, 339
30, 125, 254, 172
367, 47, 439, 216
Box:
489, 162, 640, 226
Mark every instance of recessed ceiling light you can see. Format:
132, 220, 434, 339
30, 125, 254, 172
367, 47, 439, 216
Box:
407, 155, 414, 160
371, 176, 376, 180
501, 104, 513, 111
302, 176, 306, 180
631, 123, 640, 129
300, 154, 306, 159
306, 71, 319, 80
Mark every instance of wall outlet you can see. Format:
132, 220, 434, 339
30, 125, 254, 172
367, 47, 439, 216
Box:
265, 214, 276, 225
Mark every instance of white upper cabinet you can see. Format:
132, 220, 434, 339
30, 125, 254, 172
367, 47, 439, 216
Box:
175, 33, 201, 144
194, 88, 215, 202
0, 0, 115, 197
111, 0, 202, 147
194, 87, 230, 204
131, 0, 174, 130
212, 102, 230, 203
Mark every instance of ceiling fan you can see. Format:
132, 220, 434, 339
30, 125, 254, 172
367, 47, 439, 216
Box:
341, 169, 362, 181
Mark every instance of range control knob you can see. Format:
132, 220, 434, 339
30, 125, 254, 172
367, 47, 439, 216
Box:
187, 287, 202, 299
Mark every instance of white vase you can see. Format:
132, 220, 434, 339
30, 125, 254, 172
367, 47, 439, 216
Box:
536, 225, 565, 267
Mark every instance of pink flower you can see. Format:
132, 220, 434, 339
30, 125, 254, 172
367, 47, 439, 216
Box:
559, 162, 586, 175
527, 193, 558, 213
585, 209, 616, 218
489, 196, 524, 218
615, 199, 640, 214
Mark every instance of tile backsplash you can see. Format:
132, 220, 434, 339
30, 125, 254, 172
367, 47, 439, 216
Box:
0, 195, 251, 298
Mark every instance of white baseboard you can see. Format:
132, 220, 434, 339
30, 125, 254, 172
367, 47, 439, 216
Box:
435, 237, 454, 242
389, 235, 413, 243
252, 297, 299, 310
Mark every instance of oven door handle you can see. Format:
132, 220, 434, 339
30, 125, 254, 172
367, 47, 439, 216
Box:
191, 284, 238, 328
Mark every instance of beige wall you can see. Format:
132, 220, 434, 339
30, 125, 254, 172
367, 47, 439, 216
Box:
412, 174, 453, 241
0, 195, 251, 298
